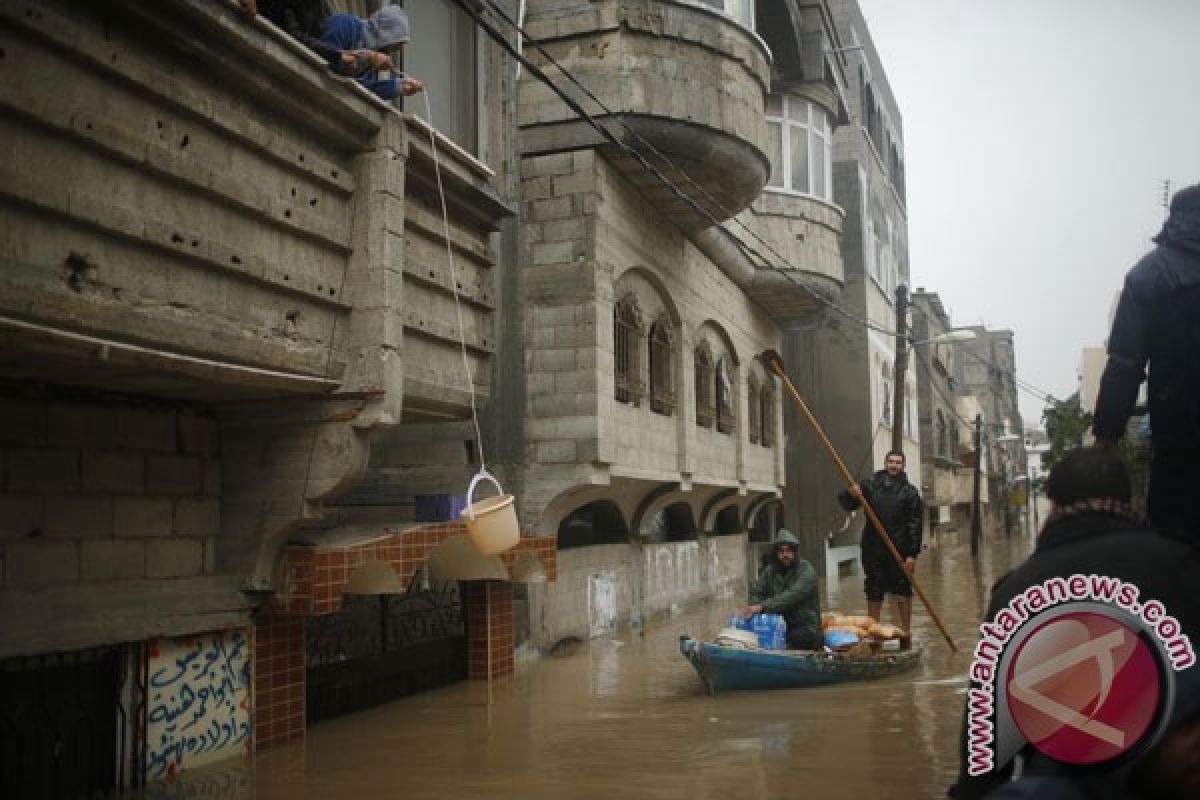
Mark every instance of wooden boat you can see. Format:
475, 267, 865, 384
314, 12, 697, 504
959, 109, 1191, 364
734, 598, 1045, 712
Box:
679, 634, 921, 693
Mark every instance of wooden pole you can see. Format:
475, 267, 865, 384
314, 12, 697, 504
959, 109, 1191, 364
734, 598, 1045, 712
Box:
763, 352, 958, 653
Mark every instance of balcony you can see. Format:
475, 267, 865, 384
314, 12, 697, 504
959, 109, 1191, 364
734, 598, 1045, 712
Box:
518, 0, 772, 230
0, 0, 509, 418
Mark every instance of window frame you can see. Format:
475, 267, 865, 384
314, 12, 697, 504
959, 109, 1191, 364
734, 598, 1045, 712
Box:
614, 295, 645, 406
716, 356, 737, 435
764, 95, 833, 201
648, 317, 676, 416
747, 375, 761, 445
695, 343, 715, 428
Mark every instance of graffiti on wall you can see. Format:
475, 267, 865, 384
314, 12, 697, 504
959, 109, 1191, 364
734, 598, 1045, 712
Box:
144, 630, 252, 781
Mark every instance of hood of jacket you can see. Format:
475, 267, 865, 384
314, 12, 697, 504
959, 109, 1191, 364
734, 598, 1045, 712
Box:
772, 528, 801, 550
1154, 183, 1200, 255
361, 6, 410, 49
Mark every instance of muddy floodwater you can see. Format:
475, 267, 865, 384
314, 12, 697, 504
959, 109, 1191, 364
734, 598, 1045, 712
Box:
139, 532, 1034, 800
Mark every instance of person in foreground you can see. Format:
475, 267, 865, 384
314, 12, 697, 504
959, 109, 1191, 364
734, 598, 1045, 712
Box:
948, 447, 1200, 800
1092, 183, 1200, 536
742, 529, 821, 650
838, 450, 923, 632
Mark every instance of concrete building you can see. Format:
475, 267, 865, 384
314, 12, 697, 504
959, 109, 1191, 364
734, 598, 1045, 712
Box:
783, 0, 917, 568
377, 0, 853, 650
910, 290, 973, 536
0, 0, 521, 790
954, 326, 1027, 534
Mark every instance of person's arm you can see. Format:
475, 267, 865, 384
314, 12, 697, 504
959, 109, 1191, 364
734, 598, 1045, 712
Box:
748, 571, 768, 606
905, 491, 924, 559
1092, 275, 1151, 443
837, 476, 869, 511
760, 561, 816, 614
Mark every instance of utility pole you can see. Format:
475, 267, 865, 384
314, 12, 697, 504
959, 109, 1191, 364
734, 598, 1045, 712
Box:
971, 413, 984, 556
891, 284, 909, 454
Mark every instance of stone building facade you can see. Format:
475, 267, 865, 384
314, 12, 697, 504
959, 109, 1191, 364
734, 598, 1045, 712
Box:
0, 0, 520, 790
954, 326, 1027, 534
783, 0, 918, 567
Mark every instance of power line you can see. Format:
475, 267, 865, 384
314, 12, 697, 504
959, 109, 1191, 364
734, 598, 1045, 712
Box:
466, 0, 1056, 412
466, 0, 899, 338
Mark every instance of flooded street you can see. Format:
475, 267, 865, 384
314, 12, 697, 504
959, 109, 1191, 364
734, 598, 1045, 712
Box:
144, 532, 1034, 800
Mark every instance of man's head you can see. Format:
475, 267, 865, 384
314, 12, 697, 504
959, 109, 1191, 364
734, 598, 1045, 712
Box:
773, 528, 800, 568
1045, 446, 1132, 509
884, 450, 906, 477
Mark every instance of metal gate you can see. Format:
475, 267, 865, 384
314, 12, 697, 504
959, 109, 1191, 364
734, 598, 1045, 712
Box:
305, 581, 466, 722
0, 645, 134, 799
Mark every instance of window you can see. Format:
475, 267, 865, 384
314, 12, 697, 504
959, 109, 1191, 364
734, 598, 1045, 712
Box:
648, 318, 675, 416
905, 385, 915, 439
761, 381, 775, 447
405, 1, 479, 153
765, 95, 832, 200
614, 295, 644, 405
747, 376, 761, 444
697, 0, 755, 30
716, 357, 736, 434
935, 411, 947, 458
695, 344, 714, 428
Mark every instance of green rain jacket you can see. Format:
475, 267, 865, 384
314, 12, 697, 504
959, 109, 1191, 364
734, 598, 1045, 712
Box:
748, 529, 820, 636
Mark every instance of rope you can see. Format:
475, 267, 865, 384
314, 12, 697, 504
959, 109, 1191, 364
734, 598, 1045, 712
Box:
420, 91, 487, 473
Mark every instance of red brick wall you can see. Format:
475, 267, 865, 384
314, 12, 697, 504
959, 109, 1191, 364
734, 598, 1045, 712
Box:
465, 580, 514, 679
253, 615, 305, 749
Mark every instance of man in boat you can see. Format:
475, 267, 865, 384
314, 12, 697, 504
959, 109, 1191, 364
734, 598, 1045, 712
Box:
949, 447, 1200, 799
837, 450, 923, 633
742, 529, 821, 650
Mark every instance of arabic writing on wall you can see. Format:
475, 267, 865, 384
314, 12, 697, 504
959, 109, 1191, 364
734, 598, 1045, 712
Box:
144, 629, 252, 781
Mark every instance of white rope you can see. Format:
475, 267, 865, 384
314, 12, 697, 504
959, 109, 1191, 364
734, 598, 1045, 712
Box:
420, 91, 487, 473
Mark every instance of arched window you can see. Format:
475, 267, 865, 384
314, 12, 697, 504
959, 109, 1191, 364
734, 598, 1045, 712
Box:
648, 318, 675, 416
716, 356, 736, 434
695, 344, 714, 428
935, 410, 948, 458
747, 375, 761, 444
950, 422, 961, 460
613, 295, 644, 405
761, 381, 775, 448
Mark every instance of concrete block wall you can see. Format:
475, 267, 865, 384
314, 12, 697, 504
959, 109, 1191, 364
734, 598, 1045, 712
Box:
518, 150, 785, 535
0, 392, 238, 657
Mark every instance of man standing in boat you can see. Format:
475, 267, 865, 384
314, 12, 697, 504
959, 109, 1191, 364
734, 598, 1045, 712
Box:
837, 450, 924, 633
742, 529, 821, 650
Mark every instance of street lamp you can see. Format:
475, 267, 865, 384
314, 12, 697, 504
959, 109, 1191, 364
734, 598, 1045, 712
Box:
909, 330, 977, 348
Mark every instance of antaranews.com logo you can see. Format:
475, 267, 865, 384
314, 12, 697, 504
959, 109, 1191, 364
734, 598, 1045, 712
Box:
967, 573, 1196, 776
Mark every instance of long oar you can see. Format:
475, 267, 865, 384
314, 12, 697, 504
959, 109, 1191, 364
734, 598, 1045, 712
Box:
759, 350, 958, 653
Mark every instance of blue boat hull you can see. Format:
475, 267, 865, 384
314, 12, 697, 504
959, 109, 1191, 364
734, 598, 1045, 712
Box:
679, 635, 921, 693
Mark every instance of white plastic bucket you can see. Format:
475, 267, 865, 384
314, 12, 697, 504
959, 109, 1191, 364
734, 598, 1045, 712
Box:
460, 470, 519, 554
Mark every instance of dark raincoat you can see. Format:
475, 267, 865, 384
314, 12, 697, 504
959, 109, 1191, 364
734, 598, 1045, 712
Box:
748, 529, 820, 642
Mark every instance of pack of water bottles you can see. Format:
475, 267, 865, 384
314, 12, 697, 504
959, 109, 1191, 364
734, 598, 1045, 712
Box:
727, 612, 787, 650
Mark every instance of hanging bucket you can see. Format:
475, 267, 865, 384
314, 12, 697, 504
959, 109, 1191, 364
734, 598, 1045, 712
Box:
460, 469, 519, 554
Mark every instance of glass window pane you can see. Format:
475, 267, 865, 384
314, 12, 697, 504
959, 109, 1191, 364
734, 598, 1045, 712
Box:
790, 126, 809, 193
810, 132, 827, 198
765, 93, 783, 118
811, 106, 827, 134
787, 98, 807, 124
766, 121, 783, 188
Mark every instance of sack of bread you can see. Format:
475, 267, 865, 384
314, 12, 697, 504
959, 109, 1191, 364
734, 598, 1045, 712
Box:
867, 622, 906, 640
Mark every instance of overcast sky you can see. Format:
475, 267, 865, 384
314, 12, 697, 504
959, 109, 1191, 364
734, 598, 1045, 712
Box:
856, 0, 1200, 427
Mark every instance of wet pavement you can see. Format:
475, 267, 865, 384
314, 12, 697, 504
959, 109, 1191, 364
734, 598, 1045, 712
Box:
142, 531, 1035, 800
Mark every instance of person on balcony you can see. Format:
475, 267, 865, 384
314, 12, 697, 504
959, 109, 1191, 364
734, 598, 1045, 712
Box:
742, 530, 821, 650
319, 6, 425, 101
837, 450, 923, 633
238, 1, 423, 100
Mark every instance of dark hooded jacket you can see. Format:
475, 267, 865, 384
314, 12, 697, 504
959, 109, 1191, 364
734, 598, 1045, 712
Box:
748, 529, 820, 636
258, 0, 341, 65
948, 512, 1200, 800
838, 469, 923, 558
1093, 184, 1200, 449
